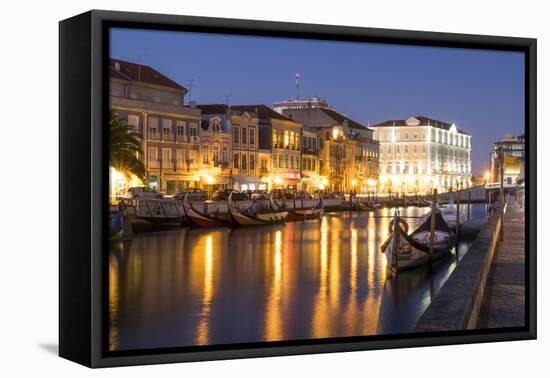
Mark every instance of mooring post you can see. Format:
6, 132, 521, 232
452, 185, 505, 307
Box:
468, 191, 471, 220
392, 211, 400, 271
455, 190, 460, 236
121, 206, 133, 240
500, 148, 505, 242
429, 189, 437, 266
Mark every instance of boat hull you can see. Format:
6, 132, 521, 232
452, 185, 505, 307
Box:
381, 210, 456, 272
286, 207, 323, 221
186, 207, 230, 228
229, 208, 288, 226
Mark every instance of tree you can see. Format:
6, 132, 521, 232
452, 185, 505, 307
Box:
109, 111, 146, 182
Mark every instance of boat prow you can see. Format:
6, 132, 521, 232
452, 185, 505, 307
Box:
182, 192, 231, 228
228, 191, 288, 226
381, 210, 455, 272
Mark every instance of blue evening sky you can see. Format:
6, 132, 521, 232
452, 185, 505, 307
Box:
110, 28, 525, 176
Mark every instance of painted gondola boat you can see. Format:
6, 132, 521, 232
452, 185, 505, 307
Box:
182, 192, 231, 228
228, 191, 288, 226
279, 195, 324, 221
109, 211, 124, 241
381, 210, 456, 272
355, 199, 379, 211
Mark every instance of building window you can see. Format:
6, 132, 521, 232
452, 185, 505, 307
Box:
272, 155, 277, 170
396, 146, 400, 153
222, 146, 228, 163
233, 153, 239, 169
148, 147, 158, 166
261, 159, 268, 172
201, 146, 209, 164
404, 146, 408, 153
176, 149, 185, 169
279, 155, 284, 168
213, 145, 219, 163
413, 145, 417, 153
241, 155, 247, 171
148, 117, 159, 139
284, 130, 290, 149
189, 125, 198, 137
162, 119, 172, 140
176, 121, 186, 140
284, 155, 289, 168
249, 128, 255, 146
272, 128, 278, 148
250, 155, 255, 172
241, 127, 247, 145
233, 127, 239, 147
290, 155, 294, 169
162, 148, 172, 168
127, 115, 139, 130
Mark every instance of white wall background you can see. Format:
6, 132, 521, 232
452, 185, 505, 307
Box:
0, 0, 546, 376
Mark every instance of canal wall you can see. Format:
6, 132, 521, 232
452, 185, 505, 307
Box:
415, 207, 503, 332
438, 185, 487, 203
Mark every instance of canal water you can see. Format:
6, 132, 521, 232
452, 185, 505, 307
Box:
109, 204, 487, 352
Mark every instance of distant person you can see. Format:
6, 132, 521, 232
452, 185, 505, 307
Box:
248, 199, 259, 215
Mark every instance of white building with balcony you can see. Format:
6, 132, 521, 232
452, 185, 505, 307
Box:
373, 116, 472, 194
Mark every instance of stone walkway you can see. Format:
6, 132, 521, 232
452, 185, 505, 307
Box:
477, 200, 525, 328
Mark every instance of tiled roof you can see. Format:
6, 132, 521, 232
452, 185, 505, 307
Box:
109, 59, 185, 90
231, 105, 297, 122
196, 104, 231, 114
319, 108, 371, 131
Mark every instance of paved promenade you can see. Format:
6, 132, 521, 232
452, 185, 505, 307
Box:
477, 200, 525, 328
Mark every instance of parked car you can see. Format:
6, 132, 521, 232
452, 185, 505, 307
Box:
124, 187, 163, 200
314, 189, 336, 199
212, 189, 248, 201
241, 190, 269, 200
173, 189, 206, 202
295, 191, 313, 200
270, 189, 296, 200
250, 190, 270, 200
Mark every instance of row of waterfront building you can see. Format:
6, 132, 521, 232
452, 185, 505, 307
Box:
109, 58, 474, 196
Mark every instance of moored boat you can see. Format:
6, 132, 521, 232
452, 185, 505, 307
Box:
228, 191, 288, 226
109, 211, 124, 241
182, 192, 231, 228
440, 196, 466, 229
381, 210, 456, 272
285, 196, 324, 221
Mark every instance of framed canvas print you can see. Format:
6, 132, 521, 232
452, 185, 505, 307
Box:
59, 10, 536, 368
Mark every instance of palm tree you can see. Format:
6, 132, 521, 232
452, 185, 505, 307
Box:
109, 111, 146, 182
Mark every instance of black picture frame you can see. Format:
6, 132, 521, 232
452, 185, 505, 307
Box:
59, 9, 537, 368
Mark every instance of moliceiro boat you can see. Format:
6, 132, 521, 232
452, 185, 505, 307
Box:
355, 199, 380, 211
109, 211, 124, 241
228, 191, 288, 226
280, 195, 324, 221
182, 192, 231, 228
381, 210, 456, 272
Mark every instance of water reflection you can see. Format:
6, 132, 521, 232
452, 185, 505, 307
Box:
109, 205, 485, 351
